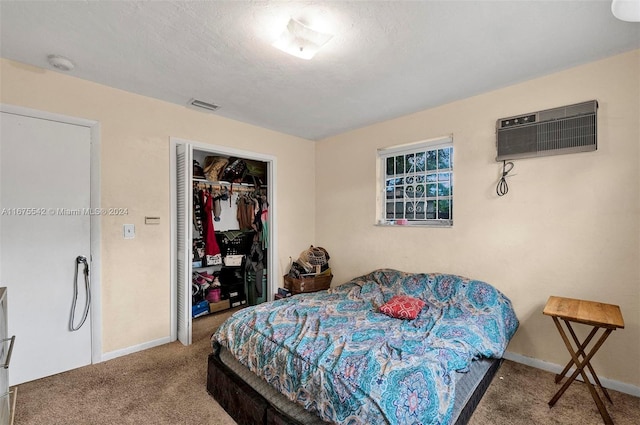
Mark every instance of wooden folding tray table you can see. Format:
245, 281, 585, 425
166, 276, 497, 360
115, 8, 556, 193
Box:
543, 296, 624, 425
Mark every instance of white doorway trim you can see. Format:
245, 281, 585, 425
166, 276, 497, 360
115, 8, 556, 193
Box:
169, 137, 278, 342
0, 103, 103, 364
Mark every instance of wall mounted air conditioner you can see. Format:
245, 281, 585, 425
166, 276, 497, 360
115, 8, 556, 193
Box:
496, 100, 598, 161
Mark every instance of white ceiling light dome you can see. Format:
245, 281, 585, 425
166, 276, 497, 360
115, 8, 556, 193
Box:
272, 18, 334, 60
611, 0, 640, 22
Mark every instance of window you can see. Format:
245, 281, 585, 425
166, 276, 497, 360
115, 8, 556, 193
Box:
378, 136, 453, 226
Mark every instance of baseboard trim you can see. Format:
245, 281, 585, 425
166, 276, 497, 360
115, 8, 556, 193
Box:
503, 351, 640, 398
101, 336, 172, 362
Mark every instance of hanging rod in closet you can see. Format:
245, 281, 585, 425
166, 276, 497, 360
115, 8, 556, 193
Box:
193, 178, 266, 187
193, 181, 264, 193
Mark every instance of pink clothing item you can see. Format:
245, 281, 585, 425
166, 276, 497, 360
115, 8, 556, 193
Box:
203, 192, 221, 256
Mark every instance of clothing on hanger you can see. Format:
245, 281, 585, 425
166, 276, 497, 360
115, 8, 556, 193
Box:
261, 199, 268, 250
236, 193, 255, 230
213, 189, 222, 222
192, 186, 204, 233
203, 190, 221, 256
246, 238, 264, 297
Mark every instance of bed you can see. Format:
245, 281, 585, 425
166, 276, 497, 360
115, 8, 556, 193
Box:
208, 269, 519, 425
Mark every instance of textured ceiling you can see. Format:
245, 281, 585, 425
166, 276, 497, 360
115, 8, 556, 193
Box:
1, 1, 638, 140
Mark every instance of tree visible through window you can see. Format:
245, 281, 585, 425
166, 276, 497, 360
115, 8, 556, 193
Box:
379, 137, 453, 226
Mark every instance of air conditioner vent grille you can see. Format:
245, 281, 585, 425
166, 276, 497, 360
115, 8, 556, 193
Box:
537, 115, 596, 153
188, 98, 220, 112
496, 100, 597, 161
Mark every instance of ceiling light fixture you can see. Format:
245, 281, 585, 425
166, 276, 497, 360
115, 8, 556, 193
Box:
272, 18, 333, 60
47, 54, 75, 71
611, 0, 640, 22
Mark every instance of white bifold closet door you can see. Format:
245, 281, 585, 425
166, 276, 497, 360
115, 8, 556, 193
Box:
176, 143, 192, 345
0, 111, 92, 385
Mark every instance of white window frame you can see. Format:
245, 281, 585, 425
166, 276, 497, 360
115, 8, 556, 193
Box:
377, 136, 453, 227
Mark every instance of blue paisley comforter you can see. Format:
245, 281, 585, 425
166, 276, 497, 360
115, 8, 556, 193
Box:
212, 269, 518, 425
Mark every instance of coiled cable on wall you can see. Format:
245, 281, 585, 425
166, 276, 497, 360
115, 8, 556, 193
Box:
496, 160, 514, 196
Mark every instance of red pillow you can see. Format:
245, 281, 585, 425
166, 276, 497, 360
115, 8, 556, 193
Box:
380, 295, 426, 320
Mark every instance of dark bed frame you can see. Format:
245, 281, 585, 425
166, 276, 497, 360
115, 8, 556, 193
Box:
207, 346, 307, 425
206, 344, 503, 425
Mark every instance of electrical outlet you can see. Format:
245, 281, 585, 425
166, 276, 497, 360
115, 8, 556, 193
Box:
123, 224, 135, 239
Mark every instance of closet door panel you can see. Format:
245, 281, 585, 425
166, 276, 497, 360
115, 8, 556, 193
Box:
176, 144, 192, 345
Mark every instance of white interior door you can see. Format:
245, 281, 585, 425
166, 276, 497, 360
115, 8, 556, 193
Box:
0, 111, 92, 385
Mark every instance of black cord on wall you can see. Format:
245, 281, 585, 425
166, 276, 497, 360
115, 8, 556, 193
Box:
496, 160, 514, 196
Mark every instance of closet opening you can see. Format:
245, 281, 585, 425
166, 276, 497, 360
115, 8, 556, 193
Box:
170, 138, 277, 345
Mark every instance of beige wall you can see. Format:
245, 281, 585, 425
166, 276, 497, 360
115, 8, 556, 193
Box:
0, 58, 316, 354
316, 50, 640, 387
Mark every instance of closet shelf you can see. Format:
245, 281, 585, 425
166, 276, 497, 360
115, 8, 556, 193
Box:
193, 178, 267, 188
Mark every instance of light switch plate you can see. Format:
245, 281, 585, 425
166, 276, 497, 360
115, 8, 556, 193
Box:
123, 224, 135, 239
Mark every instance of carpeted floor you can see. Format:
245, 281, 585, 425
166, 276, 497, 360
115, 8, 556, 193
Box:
13, 308, 640, 424
469, 360, 640, 425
